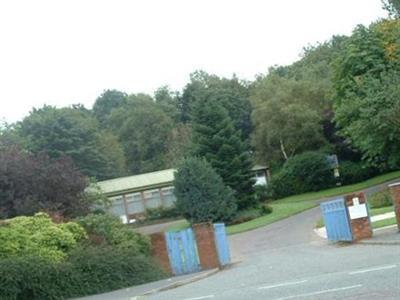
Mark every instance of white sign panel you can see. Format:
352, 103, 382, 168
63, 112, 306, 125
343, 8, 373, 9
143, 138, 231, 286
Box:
348, 197, 368, 219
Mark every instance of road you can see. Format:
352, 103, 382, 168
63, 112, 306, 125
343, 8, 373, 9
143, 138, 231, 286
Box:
145, 207, 400, 300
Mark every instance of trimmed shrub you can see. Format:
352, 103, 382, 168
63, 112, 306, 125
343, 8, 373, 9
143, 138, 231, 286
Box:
77, 213, 150, 255
0, 213, 86, 262
0, 247, 166, 300
270, 152, 336, 198
145, 206, 181, 221
339, 160, 380, 185
369, 189, 393, 208
174, 157, 237, 223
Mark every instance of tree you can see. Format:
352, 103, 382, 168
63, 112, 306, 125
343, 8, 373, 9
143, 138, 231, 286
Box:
154, 86, 180, 123
17, 105, 126, 180
180, 71, 252, 140
108, 94, 173, 174
334, 19, 400, 169
173, 157, 237, 223
383, 0, 400, 17
0, 146, 90, 219
93, 89, 128, 126
251, 74, 327, 166
164, 124, 192, 167
191, 98, 255, 209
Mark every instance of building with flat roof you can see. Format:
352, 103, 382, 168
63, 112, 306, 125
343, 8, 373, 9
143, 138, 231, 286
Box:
97, 169, 176, 223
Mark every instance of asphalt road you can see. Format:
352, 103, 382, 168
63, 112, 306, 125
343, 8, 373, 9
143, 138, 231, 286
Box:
145, 207, 400, 300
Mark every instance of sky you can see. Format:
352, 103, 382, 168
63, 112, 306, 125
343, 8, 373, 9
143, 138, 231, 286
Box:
0, 0, 388, 123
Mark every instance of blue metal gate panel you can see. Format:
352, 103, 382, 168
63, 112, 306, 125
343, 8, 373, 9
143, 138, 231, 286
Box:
320, 198, 353, 241
165, 228, 200, 275
213, 223, 231, 266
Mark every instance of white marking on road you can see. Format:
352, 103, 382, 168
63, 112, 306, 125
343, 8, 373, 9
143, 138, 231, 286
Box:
182, 295, 215, 300
349, 264, 397, 275
258, 280, 308, 290
276, 284, 362, 300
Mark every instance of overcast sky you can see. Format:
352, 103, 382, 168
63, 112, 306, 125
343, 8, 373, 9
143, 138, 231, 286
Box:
0, 0, 388, 123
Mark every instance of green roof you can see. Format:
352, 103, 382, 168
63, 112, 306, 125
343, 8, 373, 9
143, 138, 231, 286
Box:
97, 169, 175, 197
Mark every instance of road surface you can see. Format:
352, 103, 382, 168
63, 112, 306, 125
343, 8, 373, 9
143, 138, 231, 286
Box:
145, 207, 400, 300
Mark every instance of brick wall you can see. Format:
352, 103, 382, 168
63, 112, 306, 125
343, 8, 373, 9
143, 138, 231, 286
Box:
150, 232, 172, 274
388, 182, 400, 231
193, 223, 220, 270
345, 192, 372, 241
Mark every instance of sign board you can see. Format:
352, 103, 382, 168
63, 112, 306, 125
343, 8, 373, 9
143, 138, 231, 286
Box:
348, 197, 368, 219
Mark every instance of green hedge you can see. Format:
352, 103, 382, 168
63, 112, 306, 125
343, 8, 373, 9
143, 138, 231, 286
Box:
339, 161, 380, 185
269, 152, 336, 198
0, 247, 166, 300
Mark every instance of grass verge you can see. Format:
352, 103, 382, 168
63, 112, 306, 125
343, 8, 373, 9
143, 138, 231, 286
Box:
372, 217, 397, 229
166, 171, 400, 234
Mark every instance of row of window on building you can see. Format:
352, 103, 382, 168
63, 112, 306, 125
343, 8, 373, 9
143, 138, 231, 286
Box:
108, 186, 176, 222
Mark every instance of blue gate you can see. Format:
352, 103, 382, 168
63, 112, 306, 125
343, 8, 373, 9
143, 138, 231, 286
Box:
213, 223, 231, 266
320, 198, 353, 241
165, 228, 200, 275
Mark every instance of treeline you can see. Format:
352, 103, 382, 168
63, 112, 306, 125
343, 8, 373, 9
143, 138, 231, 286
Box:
1, 1, 399, 192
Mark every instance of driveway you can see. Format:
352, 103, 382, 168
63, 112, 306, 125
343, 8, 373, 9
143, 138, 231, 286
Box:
146, 205, 400, 300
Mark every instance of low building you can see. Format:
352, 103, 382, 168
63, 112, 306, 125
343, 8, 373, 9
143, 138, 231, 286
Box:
98, 165, 270, 222
97, 169, 176, 223
251, 165, 269, 186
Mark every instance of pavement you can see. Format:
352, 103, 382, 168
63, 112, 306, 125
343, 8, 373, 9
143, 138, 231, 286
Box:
73, 268, 219, 300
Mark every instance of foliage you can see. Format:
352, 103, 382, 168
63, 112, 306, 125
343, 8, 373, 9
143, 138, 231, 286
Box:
382, 0, 400, 17
0, 146, 90, 219
77, 213, 150, 255
251, 74, 327, 165
93, 89, 128, 125
191, 98, 255, 209
339, 160, 380, 185
369, 189, 393, 208
164, 123, 192, 167
334, 19, 400, 170
174, 157, 237, 223
108, 94, 173, 174
228, 203, 273, 225
17, 105, 126, 180
0, 213, 86, 262
0, 248, 165, 300
253, 185, 271, 203
180, 71, 252, 140
269, 152, 336, 198
144, 206, 181, 221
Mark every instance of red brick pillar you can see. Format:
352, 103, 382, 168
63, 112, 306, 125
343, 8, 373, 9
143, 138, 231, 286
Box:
192, 223, 220, 270
150, 232, 172, 274
345, 192, 372, 241
388, 182, 400, 231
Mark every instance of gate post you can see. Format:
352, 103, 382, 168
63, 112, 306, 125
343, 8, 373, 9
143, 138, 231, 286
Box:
388, 182, 400, 231
193, 223, 220, 270
344, 192, 372, 241
150, 232, 172, 274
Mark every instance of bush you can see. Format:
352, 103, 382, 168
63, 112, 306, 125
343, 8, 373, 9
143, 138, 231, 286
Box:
174, 157, 237, 223
0, 247, 166, 300
0, 213, 86, 262
145, 206, 181, 221
77, 213, 150, 255
254, 185, 270, 203
369, 189, 393, 208
228, 203, 272, 225
270, 152, 336, 198
339, 160, 380, 185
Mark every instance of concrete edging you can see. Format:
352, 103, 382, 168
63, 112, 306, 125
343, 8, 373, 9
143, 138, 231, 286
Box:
140, 268, 220, 297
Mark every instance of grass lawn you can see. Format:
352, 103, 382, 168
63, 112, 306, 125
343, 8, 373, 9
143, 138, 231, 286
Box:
372, 217, 397, 229
166, 170, 400, 235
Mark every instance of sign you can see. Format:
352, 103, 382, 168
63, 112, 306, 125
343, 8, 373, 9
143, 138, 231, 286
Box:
348, 197, 368, 219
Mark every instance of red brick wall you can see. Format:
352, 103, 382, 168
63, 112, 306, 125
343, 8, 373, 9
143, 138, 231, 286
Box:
193, 223, 220, 270
345, 192, 372, 241
389, 182, 400, 231
150, 232, 172, 274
